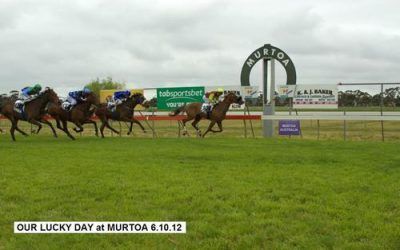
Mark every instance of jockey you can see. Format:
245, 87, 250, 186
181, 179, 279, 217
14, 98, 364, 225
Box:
63, 87, 91, 111
201, 88, 224, 113
108, 90, 131, 110
20, 84, 42, 100
14, 84, 42, 110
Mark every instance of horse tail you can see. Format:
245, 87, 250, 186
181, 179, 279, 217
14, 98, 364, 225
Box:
169, 104, 186, 116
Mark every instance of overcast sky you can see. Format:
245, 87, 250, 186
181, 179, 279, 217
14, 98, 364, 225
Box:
1, 0, 399, 95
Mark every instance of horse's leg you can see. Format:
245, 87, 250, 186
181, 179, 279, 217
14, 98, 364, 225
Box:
191, 116, 202, 137
83, 120, 98, 137
123, 118, 145, 134
127, 121, 134, 135
9, 120, 17, 141
202, 121, 216, 138
105, 120, 120, 134
73, 122, 84, 133
14, 120, 28, 137
181, 117, 192, 136
40, 118, 58, 138
28, 119, 42, 135
211, 121, 223, 133
61, 120, 75, 140
55, 117, 64, 131
100, 121, 106, 138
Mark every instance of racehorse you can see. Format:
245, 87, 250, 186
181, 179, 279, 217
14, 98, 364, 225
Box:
47, 92, 99, 140
95, 93, 149, 138
0, 94, 16, 134
0, 88, 59, 141
169, 92, 244, 137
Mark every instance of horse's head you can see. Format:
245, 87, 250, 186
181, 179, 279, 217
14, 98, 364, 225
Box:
43, 87, 59, 104
131, 93, 149, 108
86, 92, 100, 106
223, 92, 244, 105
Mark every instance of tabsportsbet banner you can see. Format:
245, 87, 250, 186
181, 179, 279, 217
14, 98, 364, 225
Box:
157, 87, 204, 110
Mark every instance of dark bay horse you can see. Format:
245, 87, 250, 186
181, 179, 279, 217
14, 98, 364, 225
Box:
47, 92, 99, 140
95, 93, 149, 138
169, 92, 244, 137
1, 88, 59, 141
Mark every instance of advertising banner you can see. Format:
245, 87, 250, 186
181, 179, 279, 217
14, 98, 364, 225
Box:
205, 85, 259, 110
293, 84, 338, 109
156, 87, 204, 110
277, 85, 295, 98
278, 84, 338, 109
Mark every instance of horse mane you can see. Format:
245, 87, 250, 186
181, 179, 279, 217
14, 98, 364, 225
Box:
131, 93, 143, 98
37, 87, 53, 97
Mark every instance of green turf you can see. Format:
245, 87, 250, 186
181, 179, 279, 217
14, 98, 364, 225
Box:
0, 136, 399, 249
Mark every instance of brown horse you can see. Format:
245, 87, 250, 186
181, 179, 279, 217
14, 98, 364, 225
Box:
169, 92, 244, 137
1, 88, 59, 141
95, 93, 149, 138
47, 92, 99, 140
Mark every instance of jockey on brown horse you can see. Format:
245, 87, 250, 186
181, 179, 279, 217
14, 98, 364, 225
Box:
0, 87, 59, 141
47, 88, 99, 140
95, 92, 149, 138
169, 91, 244, 137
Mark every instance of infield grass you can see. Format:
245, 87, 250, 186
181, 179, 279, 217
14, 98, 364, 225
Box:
0, 135, 400, 249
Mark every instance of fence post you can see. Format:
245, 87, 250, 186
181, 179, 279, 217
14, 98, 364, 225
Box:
379, 83, 385, 141
243, 108, 247, 138
177, 120, 181, 138
152, 110, 155, 139
343, 110, 347, 141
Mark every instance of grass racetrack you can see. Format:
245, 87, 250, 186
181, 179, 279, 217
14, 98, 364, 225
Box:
1, 135, 400, 248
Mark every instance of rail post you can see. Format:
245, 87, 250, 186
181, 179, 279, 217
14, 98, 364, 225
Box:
380, 83, 385, 141
343, 110, 347, 141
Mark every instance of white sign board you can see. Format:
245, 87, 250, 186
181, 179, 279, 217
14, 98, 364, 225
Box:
205, 85, 258, 110
277, 85, 295, 98
278, 84, 338, 109
293, 84, 338, 109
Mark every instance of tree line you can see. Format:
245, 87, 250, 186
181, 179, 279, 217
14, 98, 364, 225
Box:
338, 87, 400, 107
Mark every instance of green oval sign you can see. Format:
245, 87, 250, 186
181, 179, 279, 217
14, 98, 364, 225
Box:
240, 44, 297, 86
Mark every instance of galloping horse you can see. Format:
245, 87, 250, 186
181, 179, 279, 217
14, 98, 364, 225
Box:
47, 92, 99, 140
169, 92, 244, 137
95, 93, 149, 138
0, 88, 59, 141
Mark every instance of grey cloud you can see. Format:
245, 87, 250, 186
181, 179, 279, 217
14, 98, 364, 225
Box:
0, 0, 399, 95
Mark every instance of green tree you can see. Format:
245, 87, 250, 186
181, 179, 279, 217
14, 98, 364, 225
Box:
84, 77, 125, 96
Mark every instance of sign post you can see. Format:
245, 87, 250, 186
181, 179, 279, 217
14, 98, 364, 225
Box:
262, 59, 275, 137
240, 44, 296, 138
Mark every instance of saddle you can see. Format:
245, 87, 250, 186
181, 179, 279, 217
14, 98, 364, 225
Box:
61, 101, 72, 111
107, 99, 126, 112
13, 100, 27, 119
201, 103, 215, 119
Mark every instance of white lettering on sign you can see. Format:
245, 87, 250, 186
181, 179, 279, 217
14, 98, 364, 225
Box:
246, 48, 291, 68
